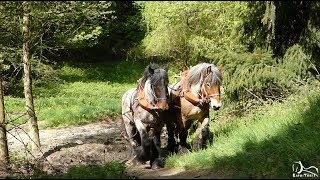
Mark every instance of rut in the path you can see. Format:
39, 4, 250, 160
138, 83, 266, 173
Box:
6, 119, 129, 174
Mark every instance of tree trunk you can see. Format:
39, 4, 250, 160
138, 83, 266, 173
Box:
22, 1, 41, 152
0, 77, 9, 168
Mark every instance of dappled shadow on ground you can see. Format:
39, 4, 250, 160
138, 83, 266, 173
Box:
126, 166, 233, 179
41, 130, 126, 159
211, 95, 320, 178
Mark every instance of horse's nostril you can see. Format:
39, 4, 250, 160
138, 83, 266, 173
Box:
213, 106, 220, 111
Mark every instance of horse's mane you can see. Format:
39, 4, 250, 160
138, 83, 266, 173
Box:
187, 63, 222, 89
140, 63, 168, 88
138, 63, 169, 104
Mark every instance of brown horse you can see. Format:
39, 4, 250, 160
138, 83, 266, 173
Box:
165, 63, 222, 153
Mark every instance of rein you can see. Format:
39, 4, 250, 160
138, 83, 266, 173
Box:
137, 78, 167, 110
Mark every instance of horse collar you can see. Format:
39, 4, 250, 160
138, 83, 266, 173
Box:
181, 70, 210, 105
137, 78, 162, 110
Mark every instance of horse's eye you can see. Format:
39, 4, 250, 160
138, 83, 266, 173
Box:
206, 83, 210, 87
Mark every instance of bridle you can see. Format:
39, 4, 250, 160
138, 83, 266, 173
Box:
198, 80, 221, 104
149, 83, 168, 107
181, 69, 221, 105
137, 78, 168, 110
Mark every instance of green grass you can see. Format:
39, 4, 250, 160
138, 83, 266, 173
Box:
7, 58, 319, 178
4, 60, 149, 129
165, 84, 320, 178
4, 60, 179, 129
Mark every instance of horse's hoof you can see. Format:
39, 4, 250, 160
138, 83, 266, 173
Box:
151, 158, 164, 170
192, 138, 203, 151
125, 155, 138, 167
151, 164, 161, 170
177, 145, 191, 154
134, 146, 150, 162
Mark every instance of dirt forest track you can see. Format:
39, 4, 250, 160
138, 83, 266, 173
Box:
2, 115, 225, 179
4, 116, 129, 177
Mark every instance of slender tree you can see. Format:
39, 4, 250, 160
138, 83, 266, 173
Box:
22, 1, 40, 152
0, 76, 9, 168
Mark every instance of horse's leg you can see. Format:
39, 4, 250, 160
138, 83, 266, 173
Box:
177, 129, 191, 154
165, 119, 177, 153
177, 118, 192, 154
122, 113, 141, 166
134, 119, 152, 162
149, 128, 165, 169
192, 117, 210, 151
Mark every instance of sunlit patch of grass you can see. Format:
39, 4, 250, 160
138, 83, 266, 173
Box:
5, 82, 135, 129
4, 61, 148, 129
4, 60, 180, 129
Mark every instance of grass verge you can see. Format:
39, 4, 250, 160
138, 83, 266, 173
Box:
165, 84, 320, 178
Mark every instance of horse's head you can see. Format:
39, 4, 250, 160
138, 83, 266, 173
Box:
186, 63, 222, 110
201, 64, 222, 110
141, 63, 169, 110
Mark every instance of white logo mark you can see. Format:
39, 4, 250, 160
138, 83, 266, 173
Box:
292, 161, 318, 178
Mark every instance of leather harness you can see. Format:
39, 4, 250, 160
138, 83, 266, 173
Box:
137, 79, 166, 110
181, 70, 210, 105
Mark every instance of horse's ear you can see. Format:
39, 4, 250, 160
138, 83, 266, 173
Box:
163, 64, 169, 72
205, 66, 212, 76
148, 65, 154, 74
218, 64, 223, 72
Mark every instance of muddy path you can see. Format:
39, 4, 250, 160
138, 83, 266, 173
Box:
2, 116, 225, 179
3, 116, 129, 177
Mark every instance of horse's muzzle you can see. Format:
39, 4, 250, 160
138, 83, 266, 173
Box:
156, 101, 169, 110
210, 98, 221, 111
213, 106, 221, 111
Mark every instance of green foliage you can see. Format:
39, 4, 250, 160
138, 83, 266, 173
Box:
54, 161, 127, 179
280, 44, 311, 82
26, 1, 114, 49
300, 2, 320, 67
166, 84, 320, 178
141, 2, 248, 66
138, 1, 318, 107
109, 1, 147, 59
241, 1, 320, 65
0, 57, 9, 71
0, 1, 146, 97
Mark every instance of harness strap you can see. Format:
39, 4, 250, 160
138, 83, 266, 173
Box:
181, 70, 209, 105
137, 79, 165, 110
